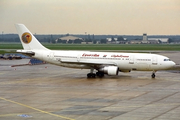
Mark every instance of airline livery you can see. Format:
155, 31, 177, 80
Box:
15, 24, 175, 78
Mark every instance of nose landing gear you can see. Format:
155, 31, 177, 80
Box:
151, 71, 156, 78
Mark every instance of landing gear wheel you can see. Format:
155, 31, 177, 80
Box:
87, 73, 96, 78
96, 71, 104, 78
151, 73, 156, 78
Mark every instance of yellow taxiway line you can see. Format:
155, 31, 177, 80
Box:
0, 97, 75, 120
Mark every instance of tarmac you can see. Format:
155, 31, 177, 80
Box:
0, 51, 180, 120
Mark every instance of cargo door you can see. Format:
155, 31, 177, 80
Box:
129, 56, 134, 64
152, 56, 157, 65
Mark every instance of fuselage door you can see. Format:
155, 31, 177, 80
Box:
129, 55, 134, 64
49, 52, 54, 60
77, 54, 81, 62
152, 56, 158, 65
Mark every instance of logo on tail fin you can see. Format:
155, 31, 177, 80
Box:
21, 32, 32, 44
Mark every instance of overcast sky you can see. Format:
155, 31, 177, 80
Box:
0, 0, 180, 35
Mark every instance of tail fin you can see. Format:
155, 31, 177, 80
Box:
15, 24, 48, 50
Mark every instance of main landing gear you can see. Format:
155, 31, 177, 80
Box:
151, 71, 156, 78
87, 73, 96, 78
96, 71, 104, 78
87, 72, 104, 78
87, 68, 104, 78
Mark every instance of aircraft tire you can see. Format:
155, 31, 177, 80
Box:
96, 72, 104, 78
151, 73, 156, 78
87, 73, 96, 78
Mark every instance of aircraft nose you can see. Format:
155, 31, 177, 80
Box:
164, 61, 176, 70
168, 61, 176, 68
171, 61, 176, 66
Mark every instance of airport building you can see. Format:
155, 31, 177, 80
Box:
141, 33, 149, 44
148, 38, 170, 43
55, 36, 83, 43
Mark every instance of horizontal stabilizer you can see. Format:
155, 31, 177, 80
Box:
17, 50, 35, 56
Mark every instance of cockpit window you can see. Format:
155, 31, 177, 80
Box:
164, 59, 170, 61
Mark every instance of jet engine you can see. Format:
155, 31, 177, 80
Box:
99, 66, 119, 75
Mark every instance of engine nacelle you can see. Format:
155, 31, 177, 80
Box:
99, 66, 119, 75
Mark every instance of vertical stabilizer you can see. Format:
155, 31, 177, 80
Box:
15, 24, 48, 50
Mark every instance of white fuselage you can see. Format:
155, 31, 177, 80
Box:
15, 24, 176, 78
33, 50, 175, 72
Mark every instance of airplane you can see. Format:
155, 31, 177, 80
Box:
15, 24, 176, 78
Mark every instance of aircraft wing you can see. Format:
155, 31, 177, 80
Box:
60, 59, 117, 66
